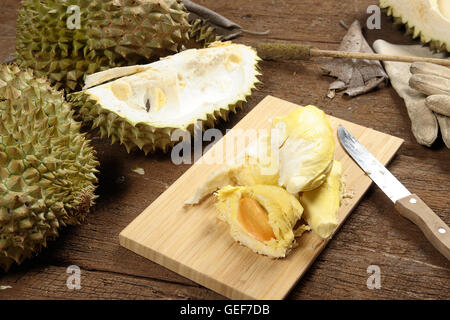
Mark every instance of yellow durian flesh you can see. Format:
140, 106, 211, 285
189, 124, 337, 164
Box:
299, 161, 343, 239
226, 138, 280, 187
185, 135, 279, 205
272, 105, 335, 194
215, 185, 304, 258
185, 105, 343, 257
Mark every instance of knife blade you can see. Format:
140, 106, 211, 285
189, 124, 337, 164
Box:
338, 125, 450, 260
337, 125, 410, 203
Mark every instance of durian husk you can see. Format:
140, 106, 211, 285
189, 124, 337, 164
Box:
188, 19, 222, 48
69, 43, 261, 155
380, 0, 449, 53
69, 92, 246, 154
0, 65, 99, 271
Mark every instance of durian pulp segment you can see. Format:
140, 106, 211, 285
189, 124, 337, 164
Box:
186, 105, 336, 203
185, 135, 279, 205
85, 43, 260, 128
216, 185, 304, 258
299, 161, 343, 239
380, 0, 450, 52
272, 106, 335, 194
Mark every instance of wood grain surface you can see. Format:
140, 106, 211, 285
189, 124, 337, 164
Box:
120, 96, 404, 300
0, 0, 449, 300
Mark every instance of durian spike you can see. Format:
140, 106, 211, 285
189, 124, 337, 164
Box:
257, 43, 450, 67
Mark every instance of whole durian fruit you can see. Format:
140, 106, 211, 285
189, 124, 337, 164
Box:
0, 64, 99, 271
15, 0, 201, 92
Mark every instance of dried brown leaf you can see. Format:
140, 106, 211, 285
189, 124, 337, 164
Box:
322, 20, 388, 98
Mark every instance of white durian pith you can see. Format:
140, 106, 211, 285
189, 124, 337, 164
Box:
380, 0, 450, 52
215, 185, 305, 258
70, 42, 260, 154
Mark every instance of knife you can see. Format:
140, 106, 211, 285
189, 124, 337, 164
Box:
338, 125, 450, 260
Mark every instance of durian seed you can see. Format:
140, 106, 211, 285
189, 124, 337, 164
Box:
237, 197, 275, 242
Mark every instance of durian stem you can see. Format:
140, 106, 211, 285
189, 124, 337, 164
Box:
257, 43, 313, 61
241, 29, 271, 36
257, 43, 450, 67
183, 0, 241, 29
183, 0, 269, 37
221, 29, 271, 42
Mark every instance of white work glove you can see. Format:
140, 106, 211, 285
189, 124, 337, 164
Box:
410, 62, 450, 148
373, 40, 449, 148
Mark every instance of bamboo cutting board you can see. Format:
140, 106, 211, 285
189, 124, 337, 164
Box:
119, 96, 404, 300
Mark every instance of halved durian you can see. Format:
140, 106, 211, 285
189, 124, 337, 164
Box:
380, 0, 450, 52
299, 160, 343, 239
69, 42, 260, 154
215, 185, 308, 258
272, 105, 335, 194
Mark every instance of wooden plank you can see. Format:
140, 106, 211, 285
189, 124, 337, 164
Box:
0, 0, 20, 62
119, 96, 404, 300
0, 264, 223, 300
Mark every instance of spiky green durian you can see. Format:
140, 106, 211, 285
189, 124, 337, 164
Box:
188, 18, 221, 48
69, 42, 260, 155
0, 65, 99, 271
15, 0, 194, 92
380, 0, 450, 52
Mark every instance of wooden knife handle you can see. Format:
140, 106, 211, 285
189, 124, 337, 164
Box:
395, 194, 450, 260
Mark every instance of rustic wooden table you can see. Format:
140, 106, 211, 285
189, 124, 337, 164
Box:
0, 0, 449, 300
